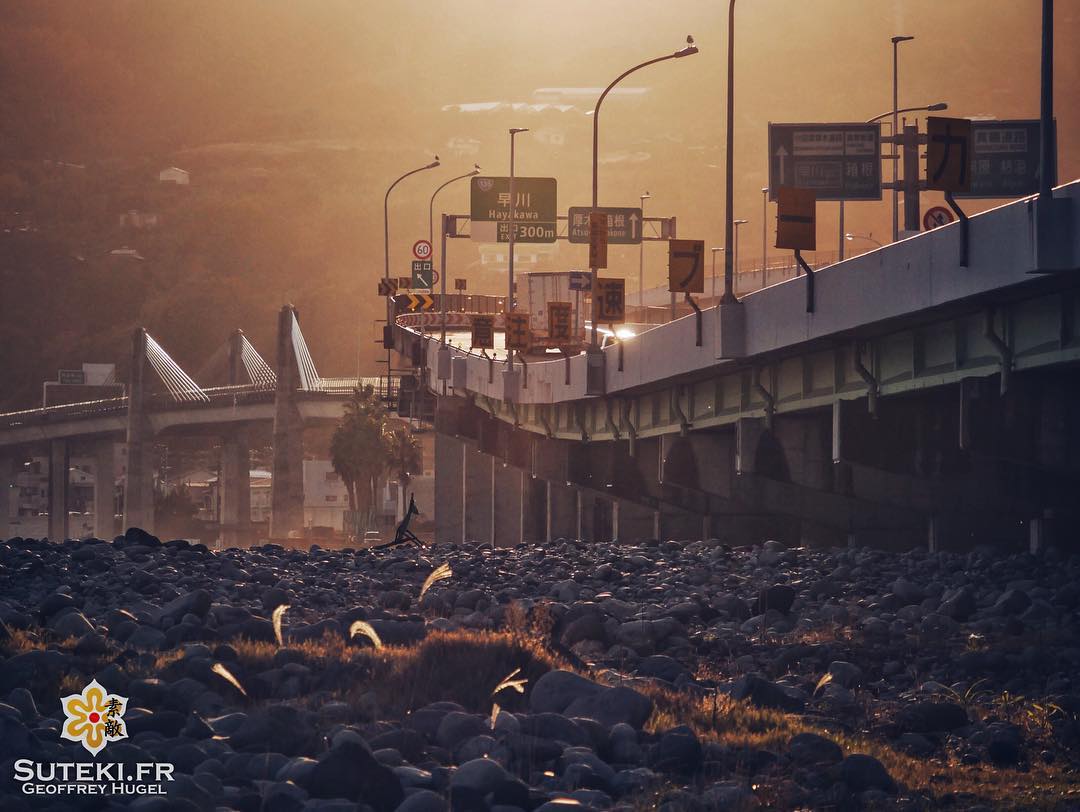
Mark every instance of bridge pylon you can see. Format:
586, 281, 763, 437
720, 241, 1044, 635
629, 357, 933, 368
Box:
269, 305, 305, 539
124, 327, 156, 533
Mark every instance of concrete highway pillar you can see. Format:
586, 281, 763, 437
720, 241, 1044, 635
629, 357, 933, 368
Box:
1029, 515, 1047, 555
493, 463, 524, 547
220, 433, 251, 547
124, 327, 157, 533
546, 480, 577, 541
270, 305, 305, 539
48, 439, 69, 541
434, 432, 465, 544
735, 417, 766, 475
93, 441, 116, 540
1, 454, 17, 540
522, 475, 546, 543
463, 441, 493, 544
615, 499, 656, 542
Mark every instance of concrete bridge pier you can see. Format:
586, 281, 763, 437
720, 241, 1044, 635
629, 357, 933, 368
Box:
220, 433, 252, 547
93, 441, 116, 540
615, 499, 657, 542
1, 454, 17, 540
125, 328, 157, 533
493, 463, 524, 546
270, 305, 305, 539
434, 432, 465, 543
463, 440, 493, 544
48, 439, 69, 541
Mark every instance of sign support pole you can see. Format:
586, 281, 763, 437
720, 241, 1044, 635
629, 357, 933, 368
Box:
943, 192, 969, 267
440, 214, 448, 344
794, 250, 815, 313
685, 293, 703, 347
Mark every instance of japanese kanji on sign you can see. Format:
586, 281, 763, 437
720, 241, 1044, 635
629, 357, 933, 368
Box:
505, 312, 530, 351
593, 278, 625, 324
668, 239, 705, 293
588, 211, 608, 269
471, 315, 495, 350
926, 116, 973, 193
548, 301, 573, 344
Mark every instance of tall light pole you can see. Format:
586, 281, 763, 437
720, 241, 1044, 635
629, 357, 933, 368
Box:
760, 187, 768, 289
721, 1, 738, 304
430, 165, 480, 344
381, 156, 439, 389
891, 35, 914, 242
638, 191, 650, 307
590, 37, 698, 352
733, 218, 747, 284
507, 128, 528, 368
710, 247, 723, 298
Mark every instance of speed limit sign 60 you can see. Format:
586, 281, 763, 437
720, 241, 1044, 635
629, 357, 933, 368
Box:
412, 239, 433, 260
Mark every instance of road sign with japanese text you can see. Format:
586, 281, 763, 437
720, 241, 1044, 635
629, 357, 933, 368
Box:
471, 315, 495, 349
470, 176, 557, 243
505, 312, 531, 351
588, 211, 608, 269
955, 119, 1052, 199
768, 123, 881, 201
668, 239, 705, 294
775, 187, 817, 251
593, 278, 625, 324
568, 206, 644, 245
411, 260, 434, 288
568, 271, 592, 292
548, 302, 573, 343
926, 117, 973, 193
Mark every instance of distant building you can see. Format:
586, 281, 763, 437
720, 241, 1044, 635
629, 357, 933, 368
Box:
119, 210, 160, 229
157, 167, 190, 185
108, 246, 145, 260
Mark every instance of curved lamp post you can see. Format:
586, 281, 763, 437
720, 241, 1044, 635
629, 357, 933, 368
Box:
430, 165, 481, 344
590, 37, 698, 351
845, 231, 883, 247
380, 156, 439, 389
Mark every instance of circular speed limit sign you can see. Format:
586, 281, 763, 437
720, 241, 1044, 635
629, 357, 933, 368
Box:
412, 239, 433, 260
923, 206, 954, 231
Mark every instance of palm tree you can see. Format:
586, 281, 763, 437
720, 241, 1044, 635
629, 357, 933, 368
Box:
330, 385, 386, 531
383, 421, 422, 520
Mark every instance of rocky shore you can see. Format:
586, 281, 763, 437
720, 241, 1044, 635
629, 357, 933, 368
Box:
1, 530, 1079, 811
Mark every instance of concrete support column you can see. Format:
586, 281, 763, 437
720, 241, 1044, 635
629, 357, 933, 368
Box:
1, 453, 17, 541
522, 475, 546, 543
93, 441, 116, 540
220, 433, 251, 547
735, 417, 766, 475
615, 499, 657, 543
270, 306, 305, 539
434, 432, 465, 544
493, 463, 524, 547
463, 441, 493, 544
546, 480, 577, 542
125, 327, 156, 533
48, 439, 69, 541
1029, 516, 1046, 555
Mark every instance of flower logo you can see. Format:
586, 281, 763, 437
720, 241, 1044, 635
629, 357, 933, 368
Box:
60, 680, 128, 755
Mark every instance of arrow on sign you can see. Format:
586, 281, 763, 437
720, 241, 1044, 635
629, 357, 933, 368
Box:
407, 293, 434, 311
629, 212, 639, 240
775, 145, 789, 185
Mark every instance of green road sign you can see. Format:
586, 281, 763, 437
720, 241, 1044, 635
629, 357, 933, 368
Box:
955, 119, 1054, 199
768, 122, 882, 201
411, 260, 433, 288
470, 176, 557, 243
567, 206, 643, 244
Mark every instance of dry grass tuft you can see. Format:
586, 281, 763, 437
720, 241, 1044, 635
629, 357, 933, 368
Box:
419, 562, 453, 601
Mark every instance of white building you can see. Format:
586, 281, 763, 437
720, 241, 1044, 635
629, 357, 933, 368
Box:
157, 167, 190, 185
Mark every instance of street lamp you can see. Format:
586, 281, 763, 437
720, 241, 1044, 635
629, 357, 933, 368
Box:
590, 36, 698, 351
430, 164, 481, 344
845, 232, 883, 247
710, 247, 724, 298
733, 218, 748, 283
381, 156, 439, 387
760, 187, 768, 289
721, 1, 738, 304
891, 35, 915, 242
507, 128, 528, 368
638, 191, 651, 307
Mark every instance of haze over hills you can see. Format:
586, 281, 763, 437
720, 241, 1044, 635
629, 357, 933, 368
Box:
0, 0, 1076, 409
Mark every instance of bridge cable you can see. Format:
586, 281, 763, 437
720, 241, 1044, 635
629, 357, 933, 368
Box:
239, 335, 276, 389
290, 312, 321, 392
144, 334, 210, 402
